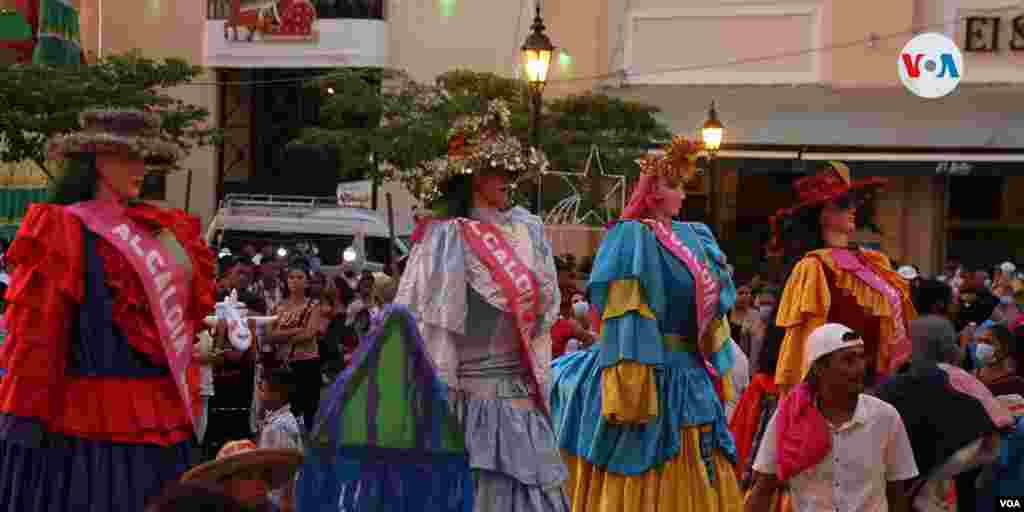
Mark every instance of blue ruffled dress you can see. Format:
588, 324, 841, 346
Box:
550, 220, 741, 511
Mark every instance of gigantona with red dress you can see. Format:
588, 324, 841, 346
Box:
0, 109, 215, 512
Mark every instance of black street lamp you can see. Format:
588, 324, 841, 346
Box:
521, 2, 554, 212
701, 101, 725, 233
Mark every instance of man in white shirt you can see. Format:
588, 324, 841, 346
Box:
746, 323, 919, 512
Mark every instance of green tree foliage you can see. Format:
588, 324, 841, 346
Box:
0, 51, 219, 180
295, 69, 671, 213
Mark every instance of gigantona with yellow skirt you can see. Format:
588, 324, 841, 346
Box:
549, 137, 741, 512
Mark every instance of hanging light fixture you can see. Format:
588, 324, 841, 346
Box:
701, 101, 724, 156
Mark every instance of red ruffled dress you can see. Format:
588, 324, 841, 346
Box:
0, 202, 215, 512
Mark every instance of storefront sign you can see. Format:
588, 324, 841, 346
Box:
963, 15, 1024, 52
337, 180, 372, 208
935, 162, 973, 176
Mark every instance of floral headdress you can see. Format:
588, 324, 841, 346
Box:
636, 135, 703, 181
392, 99, 550, 205
47, 109, 182, 172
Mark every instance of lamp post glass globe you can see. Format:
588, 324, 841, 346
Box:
523, 48, 553, 84
701, 101, 724, 154
521, 5, 555, 87
277, 247, 288, 258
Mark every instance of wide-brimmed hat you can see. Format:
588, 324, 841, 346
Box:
180, 440, 302, 489
47, 109, 182, 170
768, 161, 886, 254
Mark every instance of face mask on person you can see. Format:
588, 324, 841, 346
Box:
974, 342, 996, 367
572, 302, 590, 318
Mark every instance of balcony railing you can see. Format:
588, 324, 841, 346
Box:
207, 0, 383, 20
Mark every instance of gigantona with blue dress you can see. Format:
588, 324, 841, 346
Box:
550, 219, 742, 511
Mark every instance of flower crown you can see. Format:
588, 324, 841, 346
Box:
392, 99, 550, 205
636, 135, 702, 181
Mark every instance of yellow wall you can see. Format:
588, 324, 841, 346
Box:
386, 0, 604, 97
824, 0, 915, 87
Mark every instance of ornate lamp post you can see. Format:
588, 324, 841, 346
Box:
701, 101, 725, 233
521, 3, 554, 212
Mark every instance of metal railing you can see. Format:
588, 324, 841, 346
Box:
221, 193, 340, 212
207, 0, 384, 20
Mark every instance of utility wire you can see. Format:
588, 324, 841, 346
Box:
10, 3, 1017, 88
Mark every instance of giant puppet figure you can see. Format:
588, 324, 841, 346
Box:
298, 100, 568, 512
769, 162, 916, 395
550, 136, 742, 511
0, 110, 216, 511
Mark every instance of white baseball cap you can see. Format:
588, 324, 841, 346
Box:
897, 265, 918, 280
1001, 262, 1016, 274
803, 323, 864, 379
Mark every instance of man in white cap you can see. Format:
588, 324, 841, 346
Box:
746, 323, 918, 512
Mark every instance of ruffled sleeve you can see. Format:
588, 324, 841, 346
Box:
589, 221, 666, 424
163, 208, 217, 326
774, 255, 830, 392
0, 204, 83, 419
688, 222, 736, 316
394, 220, 467, 389
687, 222, 738, 400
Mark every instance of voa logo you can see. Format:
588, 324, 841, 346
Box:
1000, 498, 1023, 509
898, 32, 964, 99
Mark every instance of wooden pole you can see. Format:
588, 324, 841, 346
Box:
184, 169, 193, 214
385, 192, 395, 275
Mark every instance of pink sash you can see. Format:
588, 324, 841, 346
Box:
640, 220, 720, 342
458, 219, 548, 416
831, 249, 912, 373
775, 382, 831, 480
66, 200, 197, 431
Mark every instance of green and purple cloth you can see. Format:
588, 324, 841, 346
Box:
297, 304, 472, 512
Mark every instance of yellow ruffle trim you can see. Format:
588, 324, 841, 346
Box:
562, 426, 742, 512
774, 250, 917, 392
602, 362, 659, 424
603, 279, 655, 321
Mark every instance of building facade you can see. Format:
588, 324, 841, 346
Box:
585, 0, 1024, 277
8, 0, 1021, 272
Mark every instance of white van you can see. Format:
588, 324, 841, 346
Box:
206, 194, 413, 273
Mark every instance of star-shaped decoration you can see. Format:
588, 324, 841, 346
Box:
541, 144, 626, 225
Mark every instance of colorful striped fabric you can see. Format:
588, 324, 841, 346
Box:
297, 304, 472, 512
312, 304, 465, 454
33, 0, 80, 66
